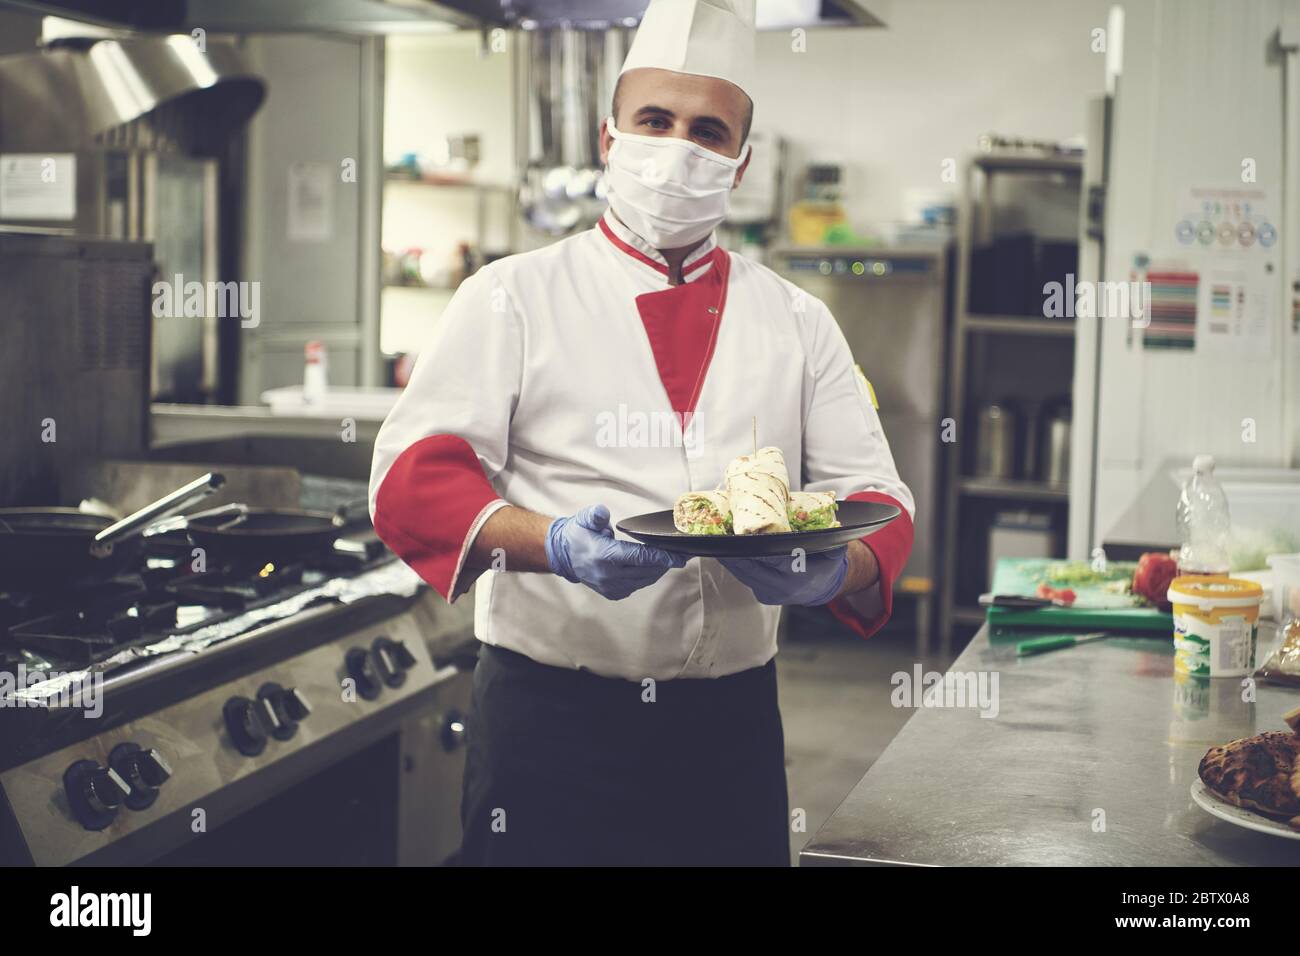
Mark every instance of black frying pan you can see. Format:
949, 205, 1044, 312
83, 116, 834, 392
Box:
0, 473, 226, 592
175, 505, 347, 564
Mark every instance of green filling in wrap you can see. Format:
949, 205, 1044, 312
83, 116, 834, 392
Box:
673, 491, 733, 535
685, 516, 733, 535
787, 494, 839, 531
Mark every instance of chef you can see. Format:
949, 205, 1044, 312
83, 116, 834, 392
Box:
370, 0, 913, 866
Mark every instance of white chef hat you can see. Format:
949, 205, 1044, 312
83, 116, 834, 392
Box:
619, 0, 757, 101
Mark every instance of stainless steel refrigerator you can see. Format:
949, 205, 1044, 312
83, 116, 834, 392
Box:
1071, 0, 1300, 557
772, 246, 949, 647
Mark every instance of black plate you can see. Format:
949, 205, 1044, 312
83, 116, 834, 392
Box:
617, 500, 901, 557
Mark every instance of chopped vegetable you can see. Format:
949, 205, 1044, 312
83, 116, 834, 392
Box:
1132, 551, 1179, 611
1035, 583, 1077, 606
1040, 561, 1133, 587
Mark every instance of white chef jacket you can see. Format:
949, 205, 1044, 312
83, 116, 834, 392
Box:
370, 210, 914, 681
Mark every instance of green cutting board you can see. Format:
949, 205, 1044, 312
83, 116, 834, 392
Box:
987, 558, 1173, 635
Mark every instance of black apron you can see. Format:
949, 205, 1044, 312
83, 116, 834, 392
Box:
459, 643, 790, 866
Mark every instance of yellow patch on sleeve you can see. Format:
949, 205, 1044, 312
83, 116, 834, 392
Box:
854, 364, 879, 410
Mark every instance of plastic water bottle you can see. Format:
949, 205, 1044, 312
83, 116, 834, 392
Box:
1176, 455, 1231, 574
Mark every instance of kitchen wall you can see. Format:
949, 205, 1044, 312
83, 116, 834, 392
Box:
382, 31, 521, 357
382, 0, 1114, 246
384, 32, 516, 191
749, 0, 1115, 235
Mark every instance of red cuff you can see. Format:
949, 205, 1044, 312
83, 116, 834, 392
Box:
373, 434, 500, 601
827, 491, 914, 639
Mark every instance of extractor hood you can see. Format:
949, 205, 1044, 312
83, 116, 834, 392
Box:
0, 0, 482, 33
480, 1, 889, 30
0, 34, 264, 155
0, 0, 887, 34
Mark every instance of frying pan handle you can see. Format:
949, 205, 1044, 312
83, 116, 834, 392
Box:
141, 502, 249, 538
333, 496, 371, 528
92, 473, 226, 552
181, 503, 248, 526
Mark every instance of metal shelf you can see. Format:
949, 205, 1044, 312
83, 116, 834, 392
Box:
383, 174, 514, 191
964, 314, 1076, 337
972, 153, 1084, 174
937, 150, 1083, 656
382, 282, 459, 292
959, 477, 1070, 503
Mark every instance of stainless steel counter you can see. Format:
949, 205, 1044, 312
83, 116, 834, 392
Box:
151, 403, 383, 448
800, 625, 1300, 866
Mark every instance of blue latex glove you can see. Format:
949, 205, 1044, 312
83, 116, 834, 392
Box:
546, 504, 689, 601
720, 547, 849, 606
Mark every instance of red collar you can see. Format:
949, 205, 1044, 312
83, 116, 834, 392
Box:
597, 212, 721, 285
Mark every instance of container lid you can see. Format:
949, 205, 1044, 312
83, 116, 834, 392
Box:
1266, 552, 1300, 571
1167, 575, 1263, 609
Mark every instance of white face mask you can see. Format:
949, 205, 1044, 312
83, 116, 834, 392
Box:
603, 118, 748, 249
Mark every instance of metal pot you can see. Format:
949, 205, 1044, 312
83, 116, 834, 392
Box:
975, 402, 1018, 479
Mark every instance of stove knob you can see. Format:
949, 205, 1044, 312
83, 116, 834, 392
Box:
441, 709, 467, 753
86, 767, 129, 812
283, 687, 313, 721
63, 759, 130, 830
346, 647, 382, 700
391, 639, 417, 670
372, 637, 408, 689
223, 695, 269, 756
109, 743, 172, 811
257, 683, 312, 740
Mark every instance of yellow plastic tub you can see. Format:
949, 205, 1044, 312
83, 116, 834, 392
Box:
1167, 576, 1263, 678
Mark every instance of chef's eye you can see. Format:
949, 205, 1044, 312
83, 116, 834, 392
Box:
643, 116, 670, 131
693, 127, 723, 144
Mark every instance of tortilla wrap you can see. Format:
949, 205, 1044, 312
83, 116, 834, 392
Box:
673, 491, 732, 535
726, 446, 791, 534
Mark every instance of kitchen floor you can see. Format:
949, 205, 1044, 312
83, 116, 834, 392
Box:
777, 608, 949, 865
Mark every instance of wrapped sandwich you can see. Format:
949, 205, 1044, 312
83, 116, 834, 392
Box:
726, 446, 791, 534
673, 491, 733, 535
788, 491, 839, 531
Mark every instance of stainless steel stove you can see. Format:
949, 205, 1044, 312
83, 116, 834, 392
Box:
0, 236, 471, 866
0, 532, 475, 867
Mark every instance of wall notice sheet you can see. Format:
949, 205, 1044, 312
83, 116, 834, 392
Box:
1137, 260, 1197, 351
287, 162, 333, 242
1141, 183, 1281, 354
0, 154, 75, 220
1196, 265, 1272, 356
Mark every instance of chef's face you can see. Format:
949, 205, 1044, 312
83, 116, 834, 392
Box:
602, 67, 752, 181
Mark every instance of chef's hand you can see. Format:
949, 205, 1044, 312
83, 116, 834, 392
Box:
546, 504, 689, 601
720, 547, 849, 606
